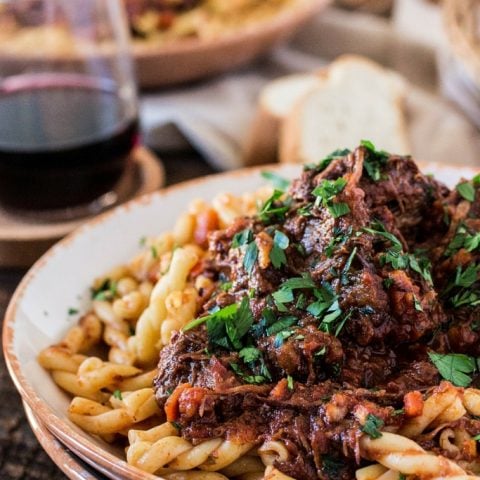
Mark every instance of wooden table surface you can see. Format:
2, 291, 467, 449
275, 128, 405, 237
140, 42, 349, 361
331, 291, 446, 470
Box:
0, 153, 216, 480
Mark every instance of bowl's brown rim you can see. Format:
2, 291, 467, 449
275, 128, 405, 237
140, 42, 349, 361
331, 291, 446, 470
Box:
3, 160, 477, 479
23, 400, 100, 480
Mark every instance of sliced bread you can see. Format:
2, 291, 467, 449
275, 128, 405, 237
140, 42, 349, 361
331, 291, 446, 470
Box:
280, 55, 411, 164
243, 73, 322, 165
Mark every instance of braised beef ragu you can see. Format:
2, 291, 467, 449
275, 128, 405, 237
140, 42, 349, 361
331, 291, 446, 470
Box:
154, 145, 480, 479
124, 0, 201, 34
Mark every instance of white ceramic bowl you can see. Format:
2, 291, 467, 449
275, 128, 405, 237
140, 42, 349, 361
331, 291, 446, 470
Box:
3, 163, 477, 479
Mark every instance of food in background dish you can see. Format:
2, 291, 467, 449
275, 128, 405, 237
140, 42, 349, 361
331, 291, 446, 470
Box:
244, 55, 410, 166
39, 144, 480, 479
125, 0, 297, 41
0, 0, 300, 51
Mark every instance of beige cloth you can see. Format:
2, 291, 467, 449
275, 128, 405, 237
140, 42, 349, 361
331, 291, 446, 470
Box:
141, 6, 480, 170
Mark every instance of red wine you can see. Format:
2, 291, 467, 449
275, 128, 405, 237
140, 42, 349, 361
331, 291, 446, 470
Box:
0, 75, 139, 210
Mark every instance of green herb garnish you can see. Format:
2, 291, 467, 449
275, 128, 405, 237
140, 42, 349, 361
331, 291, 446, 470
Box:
258, 190, 290, 224
270, 230, 289, 268
113, 389, 123, 400
313, 178, 350, 218
457, 181, 476, 202
361, 139, 389, 182
361, 413, 384, 439
428, 352, 478, 387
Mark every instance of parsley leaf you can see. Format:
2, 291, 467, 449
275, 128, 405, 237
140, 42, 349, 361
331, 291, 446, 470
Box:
230, 363, 266, 384
325, 226, 352, 258
183, 303, 238, 332
68, 307, 79, 315
113, 389, 123, 400
313, 178, 350, 218
328, 202, 351, 218
473, 434, 480, 441
341, 246, 357, 285
92, 279, 117, 301
361, 413, 384, 439
270, 230, 289, 269
223, 297, 254, 350
428, 352, 477, 387
232, 229, 253, 248
361, 139, 389, 182
272, 274, 316, 308
445, 224, 480, 257
287, 375, 294, 390
258, 190, 290, 224
239, 347, 261, 363
261, 171, 290, 191
243, 241, 259, 274
457, 181, 476, 202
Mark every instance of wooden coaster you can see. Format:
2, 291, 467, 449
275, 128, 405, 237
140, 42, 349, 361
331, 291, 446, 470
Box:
0, 146, 165, 268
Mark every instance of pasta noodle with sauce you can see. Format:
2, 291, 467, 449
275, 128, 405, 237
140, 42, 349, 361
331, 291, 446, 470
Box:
39, 145, 480, 480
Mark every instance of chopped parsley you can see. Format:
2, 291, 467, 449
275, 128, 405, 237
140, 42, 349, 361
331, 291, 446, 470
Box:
457, 181, 476, 202
312, 178, 350, 218
68, 307, 79, 315
360, 139, 389, 182
261, 171, 290, 191
361, 413, 384, 439
272, 274, 316, 307
232, 228, 253, 248
399, 474, 407, 480
473, 434, 480, 441
364, 222, 433, 284
113, 389, 123, 401
270, 230, 289, 268
230, 363, 268, 384
443, 264, 480, 309
183, 302, 238, 333
325, 226, 352, 258
243, 241, 259, 274
92, 278, 117, 301
413, 295, 423, 312
321, 454, 345, 478
428, 352, 478, 387
258, 190, 290, 224
287, 375, 294, 391
298, 203, 313, 217
150, 245, 158, 259
239, 346, 261, 363
341, 246, 357, 285
444, 223, 480, 257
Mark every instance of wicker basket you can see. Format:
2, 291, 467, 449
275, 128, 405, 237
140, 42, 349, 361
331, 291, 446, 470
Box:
443, 0, 480, 82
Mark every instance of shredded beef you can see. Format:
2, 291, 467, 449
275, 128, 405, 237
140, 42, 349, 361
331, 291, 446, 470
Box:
153, 146, 479, 479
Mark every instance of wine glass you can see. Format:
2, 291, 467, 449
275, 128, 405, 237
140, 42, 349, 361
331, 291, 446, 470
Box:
0, 0, 139, 212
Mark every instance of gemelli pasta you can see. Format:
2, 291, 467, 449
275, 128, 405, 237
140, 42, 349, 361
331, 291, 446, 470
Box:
39, 145, 480, 479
